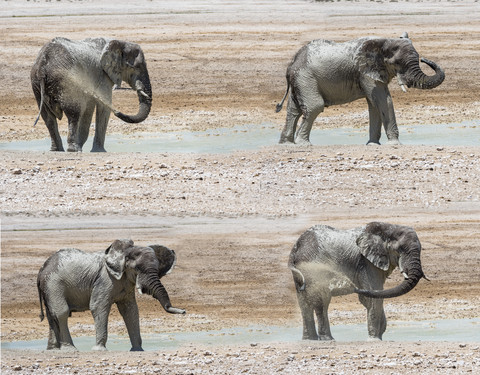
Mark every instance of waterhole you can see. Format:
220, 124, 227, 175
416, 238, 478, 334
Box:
2, 319, 478, 351
1, 121, 478, 153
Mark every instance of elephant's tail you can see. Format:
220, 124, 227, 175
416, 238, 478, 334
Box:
289, 266, 306, 292
33, 79, 45, 127
37, 279, 45, 322
275, 80, 290, 113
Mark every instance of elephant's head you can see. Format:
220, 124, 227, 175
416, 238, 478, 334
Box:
355, 222, 426, 299
104, 239, 185, 314
100, 40, 152, 123
357, 33, 445, 92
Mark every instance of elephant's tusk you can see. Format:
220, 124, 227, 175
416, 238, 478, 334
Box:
138, 89, 150, 99
402, 272, 409, 279
400, 84, 407, 93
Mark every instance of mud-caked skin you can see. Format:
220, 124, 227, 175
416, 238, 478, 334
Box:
31, 37, 152, 152
288, 222, 426, 341
277, 33, 445, 145
37, 239, 185, 351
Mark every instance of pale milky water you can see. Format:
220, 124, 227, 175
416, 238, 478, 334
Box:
2, 319, 479, 351
1, 121, 479, 153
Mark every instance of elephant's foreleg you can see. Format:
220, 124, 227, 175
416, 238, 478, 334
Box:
367, 86, 400, 145
90, 304, 111, 351
366, 99, 382, 145
359, 295, 386, 340
279, 96, 301, 144
66, 112, 81, 152
91, 104, 111, 152
117, 299, 143, 351
76, 102, 95, 150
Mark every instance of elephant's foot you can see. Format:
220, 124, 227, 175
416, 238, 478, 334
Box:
279, 135, 295, 144
130, 346, 144, 352
386, 138, 402, 145
279, 140, 295, 145
366, 140, 381, 146
58, 343, 78, 352
92, 344, 108, 351
91, 145, 107, 152
367, 336, 383, 342
294, 138, 312, 146
67, 143, 82, 152
318, 334, 334, 341
302, 333, 319, 340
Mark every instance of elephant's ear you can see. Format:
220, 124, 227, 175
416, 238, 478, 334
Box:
355, 38, 389, 84
101, 40, 124, 87
356, 229, 390, 271
104, 239, 133, 280
148, 244, 177, 277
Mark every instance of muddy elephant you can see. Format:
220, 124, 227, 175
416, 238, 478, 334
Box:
37, 239, 185, 351
277, 33, 445, 145
288, 222, 427, 341
31, 37, 152, 152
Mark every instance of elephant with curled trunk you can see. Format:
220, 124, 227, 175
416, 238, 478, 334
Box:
31, 37, 152, 152
37, 239, 185, 351
288, 222, 427, 341
277, 33, 445, 145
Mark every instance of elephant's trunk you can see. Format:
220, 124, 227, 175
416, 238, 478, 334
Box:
114, 75, 152, 123
405, 58, 445, 90
138, 273, 185, 314
355, 253, 424, 299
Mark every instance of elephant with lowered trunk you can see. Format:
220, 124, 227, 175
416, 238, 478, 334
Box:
31, 37, 152, 152
277, 33, 445, 145
37, 239, 185, 351
288, 222, 427, 341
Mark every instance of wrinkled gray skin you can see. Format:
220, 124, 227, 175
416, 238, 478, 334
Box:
288, 222, 426, 341
31, 37, 152, 152
277, 33, 445, 145
37, 239, 185, 351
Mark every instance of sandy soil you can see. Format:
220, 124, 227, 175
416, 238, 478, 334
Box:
1, 0, 480, 374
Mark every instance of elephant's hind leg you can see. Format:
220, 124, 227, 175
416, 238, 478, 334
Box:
47, 302, 76, 350
296, 291, 318, 340
43, 113, 64, 152
279, 96, 302, 144
314, 295, 334, 340
294, 94, 324, 145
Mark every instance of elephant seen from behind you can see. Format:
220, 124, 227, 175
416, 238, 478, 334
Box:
31, 37, 152, 152
277, 33, 445, 145
37, 239, 185, 351
288, 222, 427, 341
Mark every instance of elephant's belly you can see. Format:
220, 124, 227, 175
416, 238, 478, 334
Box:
65, 291, 91, 312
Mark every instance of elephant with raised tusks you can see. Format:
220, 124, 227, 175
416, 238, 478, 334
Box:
37, 239, 185, 351
288, 222, 427, 341
31, 37, 152, 152
277, 33, 445, 145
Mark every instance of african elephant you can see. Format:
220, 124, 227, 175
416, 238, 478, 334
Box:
288, 222, 426, 341
31, 37, 152, 152
37, 239, 185, 351
277, 33, 445, 145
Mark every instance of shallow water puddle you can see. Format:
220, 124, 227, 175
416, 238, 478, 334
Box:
2, 319, 478, 351
1, 122, 478, 153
